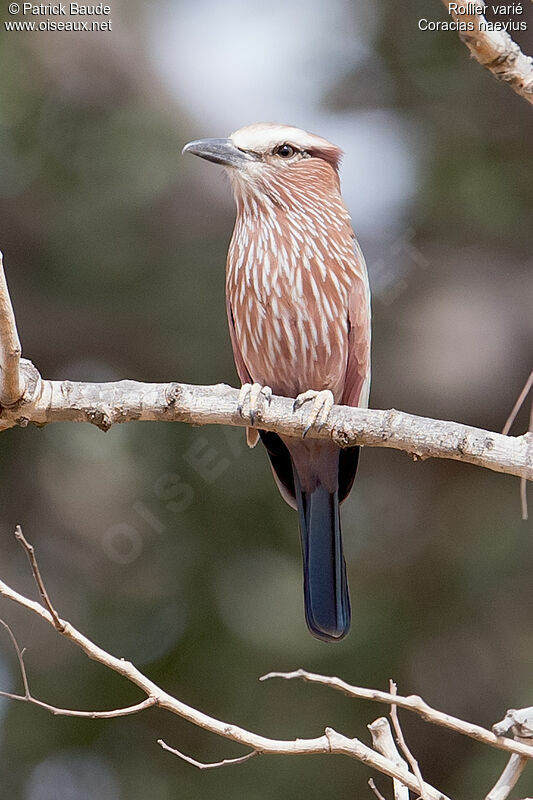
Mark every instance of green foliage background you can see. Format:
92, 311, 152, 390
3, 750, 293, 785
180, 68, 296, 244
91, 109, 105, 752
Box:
0, 1, 531, 798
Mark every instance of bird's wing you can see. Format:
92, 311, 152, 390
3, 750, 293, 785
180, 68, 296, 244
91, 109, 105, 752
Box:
342, 243, 371, 409
226, 297, 260, 448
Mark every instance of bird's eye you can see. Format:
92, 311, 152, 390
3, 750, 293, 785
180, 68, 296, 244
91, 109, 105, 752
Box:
275, 144, 296, 158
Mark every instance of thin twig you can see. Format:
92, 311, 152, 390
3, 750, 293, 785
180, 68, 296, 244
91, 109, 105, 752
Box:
0, 615, 157, 718
502, 370, 533, 522
14, 525, 64, 631
502, 371, 533, 436
521, 473, 529, 521
0, 618, 30, 697
390, 680, 426, 800
0, 688, 157, 719
158, 739, 259, 769
260, 671, 533, 760
369, 777, 389, 800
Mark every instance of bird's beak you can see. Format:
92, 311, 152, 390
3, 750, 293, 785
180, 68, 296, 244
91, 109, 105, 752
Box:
182, 138, 254, 168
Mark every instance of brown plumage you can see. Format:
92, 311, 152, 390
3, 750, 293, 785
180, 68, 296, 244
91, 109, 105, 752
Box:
184, 123, 371, 641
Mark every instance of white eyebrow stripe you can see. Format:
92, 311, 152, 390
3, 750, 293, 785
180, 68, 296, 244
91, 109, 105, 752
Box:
230, 123, 340, 154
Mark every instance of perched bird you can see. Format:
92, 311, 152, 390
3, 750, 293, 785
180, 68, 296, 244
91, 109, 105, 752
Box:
183, 123, 371, 641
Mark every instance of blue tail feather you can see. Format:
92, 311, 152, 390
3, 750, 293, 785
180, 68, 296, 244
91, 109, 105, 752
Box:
295, 480, 351, 642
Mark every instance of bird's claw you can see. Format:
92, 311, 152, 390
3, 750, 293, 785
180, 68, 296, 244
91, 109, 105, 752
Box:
293, 389, 334, 437
237, 382, 272, 425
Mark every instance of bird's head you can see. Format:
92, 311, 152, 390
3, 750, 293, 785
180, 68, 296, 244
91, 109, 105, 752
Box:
183, 123, 343, 205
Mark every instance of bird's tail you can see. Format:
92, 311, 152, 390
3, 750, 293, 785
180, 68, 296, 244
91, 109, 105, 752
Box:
294, 479, 351, 642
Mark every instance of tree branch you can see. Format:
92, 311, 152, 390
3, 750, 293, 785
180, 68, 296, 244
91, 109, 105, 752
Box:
485, 753, 529, 800
0, 369, 530, 479
487, 708, 532, 800
0, 252, 530, 480
2, 530, 531, 800
260, 670, 533, 760
0, 579, 448, 799
389, 680, 427, 800
0, 252, 24, 406
1, 531, 449, 798
441, 0, 533, 106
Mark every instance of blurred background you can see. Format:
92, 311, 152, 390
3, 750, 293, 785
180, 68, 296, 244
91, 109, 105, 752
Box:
0, 1, 532, 798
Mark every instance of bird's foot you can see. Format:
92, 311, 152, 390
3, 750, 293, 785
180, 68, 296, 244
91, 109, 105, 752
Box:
237, 382, 273, 425
293, 389, 334, 437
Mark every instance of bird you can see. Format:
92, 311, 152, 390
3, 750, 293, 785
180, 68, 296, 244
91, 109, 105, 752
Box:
183, 123, 371, 642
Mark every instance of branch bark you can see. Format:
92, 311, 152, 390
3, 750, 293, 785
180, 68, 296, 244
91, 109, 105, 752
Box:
0, 365, 530, 480
441, 0, 533, 106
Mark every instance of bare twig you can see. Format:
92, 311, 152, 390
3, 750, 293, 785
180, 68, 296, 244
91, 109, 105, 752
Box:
502, 372, 533, 437
14, 525, 64, 631
260, 670, 533, 760
0, 618, 30, 697
0, 686, 157, 719
505, 371, 533, 520
390, 680, 427, 800
485, 753, 528, 800
158, 739, 259, 769
521, 470, 529, 521
369, 777, 390, 800
441, 0, 533, 106
0, 252, 24, 406
368, 717, 409, 800
0, 616, 157, 718
502, 370, 533, 521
